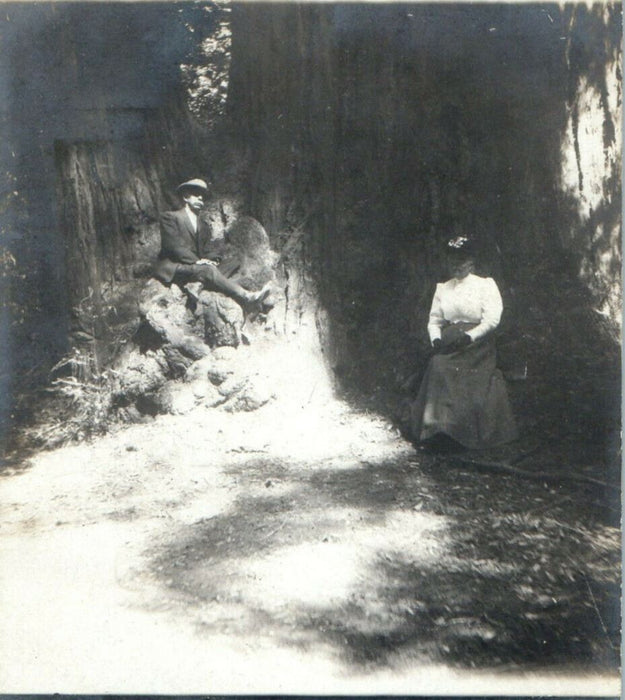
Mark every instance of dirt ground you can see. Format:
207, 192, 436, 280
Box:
0, 384, 620, 694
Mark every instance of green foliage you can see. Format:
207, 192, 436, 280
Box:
181, 1, 232, 127
24, 287, 125, 449
27, 349, 115, 448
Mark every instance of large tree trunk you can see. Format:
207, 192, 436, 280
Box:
225, 1, 620, 428
2, 2, 621, 444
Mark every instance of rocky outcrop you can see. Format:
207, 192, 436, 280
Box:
109, 217, 280, 420
196, 215, 280, 348
196, 292, 244, 348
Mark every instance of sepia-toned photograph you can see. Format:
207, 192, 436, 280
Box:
0, 0, 621, 695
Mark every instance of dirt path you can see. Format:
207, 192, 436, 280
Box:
0, 395, 619, 693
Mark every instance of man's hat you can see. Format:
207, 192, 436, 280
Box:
176, 178, 210, 195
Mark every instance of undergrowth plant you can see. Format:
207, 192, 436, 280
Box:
28, 289, 121, 449
28, 348, 116, 448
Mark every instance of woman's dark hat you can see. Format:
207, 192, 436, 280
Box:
446, 236, 476, 257
176, 178, 210, 195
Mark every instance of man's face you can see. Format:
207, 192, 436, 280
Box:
183, 189, 206, 213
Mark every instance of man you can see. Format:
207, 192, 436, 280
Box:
154, 178, 271, 311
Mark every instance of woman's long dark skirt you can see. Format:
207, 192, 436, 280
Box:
410, 334, 518, 449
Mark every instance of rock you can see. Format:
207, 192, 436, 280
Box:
225, 216, 278, 286
199, 291, 244, 348
136, 221, 280, 354
163, 346, 194, 378
138, 279, 211, 359
183, 281, 204, 302
207, 366, 232, 386
111, 348, 168, 400
141, 291, 190, 346
177, 335, 212, 361
212, 346, 238, 361
139, 278, 184, 315
185, 351, 249, 387
154, 376, 226, 414
204, 391, 227, 408
217, 375, 247, 398
188, 378, 225, 407
155, 380, 200, 415
225, 380, 274, 412
114, 404, 145, 424
189, 379, 209, 399
103, 215, 283, 424
184, 355, 216, 383
201, 199, 242, 240
202, 382, 227, 408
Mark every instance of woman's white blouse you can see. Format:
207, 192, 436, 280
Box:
427, 273, 503, 343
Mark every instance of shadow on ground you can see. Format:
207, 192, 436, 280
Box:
144, 451, 620, 672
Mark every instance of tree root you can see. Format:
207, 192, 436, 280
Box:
453, 456, 618, 491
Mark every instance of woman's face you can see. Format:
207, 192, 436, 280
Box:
448, 257, 474, 280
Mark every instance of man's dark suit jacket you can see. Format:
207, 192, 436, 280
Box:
154, 208, 226, 284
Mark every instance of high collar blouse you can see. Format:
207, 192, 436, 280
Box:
427, 273, 503, 343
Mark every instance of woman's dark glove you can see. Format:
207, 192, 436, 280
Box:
432, 338, 443, 352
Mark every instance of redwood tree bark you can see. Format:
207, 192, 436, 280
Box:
3, 2, 621, 444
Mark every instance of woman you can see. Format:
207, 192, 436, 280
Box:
409, 236, 517, 450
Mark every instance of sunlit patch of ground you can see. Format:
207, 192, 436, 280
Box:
0, 381, 619, 693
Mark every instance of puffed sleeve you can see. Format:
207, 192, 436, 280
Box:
466, 277, 503, 341
427, 283, 445, 343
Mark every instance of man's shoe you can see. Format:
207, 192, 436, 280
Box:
244, 283, 272, 313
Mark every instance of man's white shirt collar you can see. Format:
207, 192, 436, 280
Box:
185, 206, 198, 232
